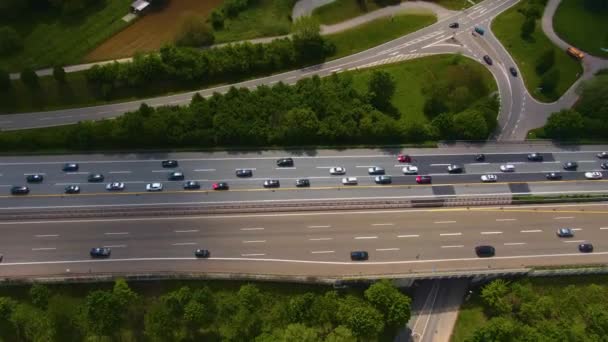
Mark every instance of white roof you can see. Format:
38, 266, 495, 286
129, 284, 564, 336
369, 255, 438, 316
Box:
132, 0, 150, 11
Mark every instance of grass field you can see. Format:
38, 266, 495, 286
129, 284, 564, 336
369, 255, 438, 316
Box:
0, 0, 130, 71
492, 1, 583, 102
85, 0, 223, 62
450, 295, 487, 342
436, 0, 479, 10
553, 0, 608, 58
312, 0, 383, 25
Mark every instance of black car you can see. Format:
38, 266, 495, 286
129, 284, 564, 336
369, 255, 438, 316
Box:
26, 174, 44, 183
563, 161, 578, 170
527, 153, 543, 161
475, 245, 495, 257
64, 185, 81, 194
449, 22, 459, 29
350, 251, 369, 261
10, 186, 29, 195
295, 179, 310, 187
545, 172, 562, 180
195, 249, 210, 258
90, 247, 111, 258
183, 181, 201, 190
276, 158, 294, 167
483, 55, 493, 65
213, 182, 229, 190
475, 154, 486, 162
236, 169, 253, 177
263, 179, 280, 188
597, 152, 608, 159
579, 243, 594, 253
168, 171, 184, 181
88, 173, 104, 182
375, 175, 392, 184
62, 163, 79, 172
509, 67, 518, 77
162, 160, 178, 168
447, 164, 464, 174
601, 162, 608, 170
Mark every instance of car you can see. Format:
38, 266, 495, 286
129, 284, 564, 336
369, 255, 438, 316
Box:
601, 162, 608, 170
597, 152, 608, 159
330, 167, 346, 175
162, 160, 178, 168
26, 174, 43, 183
64, 185, 80, 194
416, 175, 432, 184
0, 254, 3, 262
563, 161, 578, 170
402, 165, 419, 175
449, 22, 459, 29
397, 154, 412, 163
585, 171, 603, 180
447, 164, 463, 173
106, 182, 125, 191
195, 249, 210, 258
474, 26, 485, 35
263, 179, 280, 188
212, 182, 229, 190
90, 247, 111, 258
483, 55, 493, 65
62, 163, 79, 172
88, 173, 104, 182
146, 183, 163, 191
295, 179, 310, 187
509, 67, 518, 77
342, 177, 358, 185
556, 228, 574, 238
350, 251, 369, 261
579, 243, 594, 253
168, 171, 185, 181
368, 166, 385, 175
475, 245, 495, 257
375, 175, 392, 184
481, 174, 497, 183
236, 169, 253, 177
527, 153, 543, 161
500, 164, 515, 172
276, 158, 294, 167
183, 181, 201, 190
10, 186, 29, 195
475, 154, 486, 162
546, 172, 562, 180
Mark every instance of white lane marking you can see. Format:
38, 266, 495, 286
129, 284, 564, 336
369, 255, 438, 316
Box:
434, 221, 456, 224
430, 164, 450, 166
554, 216, 575, 219
24, 173, 46, 175
109, 171, 131, 174
32, 247, 56, 251
440, 233, 462, 236
521, 229, 543, 233
354, 236, 378, 240
376, 248, 400, 251
243, 240, 266, 243
371, 223, 394, 226
481, 231, 503, 235
330, 68, 342, 73
175, 229, 199, 233
172, 242, 196, 246
275, 167, 296, 170
356, 165, 375, 168
308, 225, 331, 228
235, 168, 256, 170
103, 245, 127, 248
441, 245, 464, 248
496, 219, 516, 222
242, 253, 266, 257
563, 240, 585, 243
35, 234, 59, 238
315, 166, 335, 169
311, 250, 334, 254
104, 232, 129, 235
571, 228, 583, 231
240, 227, 264, 231
579, 160, 597, 163
151, 170, 167, 173
600, 227, 608, 230
504, 242, 526, 246
194, 169, 216, 172
398, 234, 420, 238
309, 237, 333, 241
66, 172, 88, 175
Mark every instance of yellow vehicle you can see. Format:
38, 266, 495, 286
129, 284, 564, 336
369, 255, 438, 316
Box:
567, 47, 585, 60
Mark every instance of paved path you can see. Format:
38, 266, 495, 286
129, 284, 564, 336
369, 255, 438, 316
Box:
292, 0, 336, 19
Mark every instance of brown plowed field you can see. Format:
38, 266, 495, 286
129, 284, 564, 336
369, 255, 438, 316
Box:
85, 0, 222, 62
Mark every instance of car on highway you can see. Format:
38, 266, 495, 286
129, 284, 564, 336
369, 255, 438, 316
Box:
212, 182, 229, 190
579, 243, 594, 253
295, 179, 310, 187
162, 160, 178, 168
475, 154, 486, 162
64, 185, 80, 194
350, 251, 369, 261
597, 152, 608, 159
276, 158, 294, 167
585, 171, 603, 180
449, 22, 459, 29
546, 172, 562, 180
146, 183, 163, 191
88, 173, 104, 182
90, 247, 111, 258
556, 228, 574, 238
397, 154, 412, 163
509, 67, 518, 77
368, 166, 385, 175
563, 161, 578, 170
500, 164, 515, 172
0, 254, 3, 262
62, 163, 79, 172
483, 55, 493, 65
10, 186, 29, 195
601, 162, 608, 170
416, 175, 432, 184
330, 167, 346, 175
475, 245, 495, 257
342, 177, 358, 185
263, 180, 280, 188
26, 174, 44, 183
195, 249, 210, 258
447, 164, 463, 173
481, 174, 497, 183
375, 175, 392, 184
527, 153, 543, 161
106, 182, 125, 191
236, 169, 253, 177
183, 181, 201, 190
402, 165, 419, 175
168, 171, 184, 181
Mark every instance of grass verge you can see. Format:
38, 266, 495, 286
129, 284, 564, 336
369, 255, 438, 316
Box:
312, 0, 383, 25
553, 0, 608, 58
450, 295, 487, 342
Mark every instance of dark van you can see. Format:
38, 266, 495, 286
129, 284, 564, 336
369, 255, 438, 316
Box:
350, 251, 369, 261
475, 245, 495, 257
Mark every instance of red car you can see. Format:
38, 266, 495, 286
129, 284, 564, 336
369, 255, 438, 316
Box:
212, 182, 229, 190
397, 154, 412, 163
416, 175, 432, 184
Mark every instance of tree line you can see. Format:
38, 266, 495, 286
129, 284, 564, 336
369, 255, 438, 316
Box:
0, 279, 411, 341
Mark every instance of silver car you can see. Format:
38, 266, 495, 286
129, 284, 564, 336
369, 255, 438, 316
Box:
342, 177, 358, 185
330, 167, 346, 175
106, 182, 125, 191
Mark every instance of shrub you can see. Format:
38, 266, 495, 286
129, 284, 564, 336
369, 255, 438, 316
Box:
175, 13, 215, 47
0, 26, 22, 56
20, 68, 39, 89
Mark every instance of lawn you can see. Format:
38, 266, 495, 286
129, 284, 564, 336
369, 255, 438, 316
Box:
450, 295, 487, 342
436, 0, 479, 11
553, 0, 608, 58
492, 1, 583, 102
0, 0, 131, 71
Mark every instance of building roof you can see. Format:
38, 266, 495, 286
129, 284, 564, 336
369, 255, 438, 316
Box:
131, 0, 150, 11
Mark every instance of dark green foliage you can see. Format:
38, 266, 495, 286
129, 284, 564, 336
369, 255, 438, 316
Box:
53, 65, 66, 83
0, 26, 22, 56
29, 284, 50, 310
365, 279, 411, 329
368, 70, 396, 112
543, 109, 584, 140
584, 0, 608, 12
175, 14, 215, 47
535, 49, 555, 75
0, 68, 10, 90
210, 9, 225, 29
520, 16, 535, 40
20, 68, 39, 89
540, 68, 560, 94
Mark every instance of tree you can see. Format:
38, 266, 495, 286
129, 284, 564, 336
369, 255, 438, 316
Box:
113, 278, 138, 308
452, 109, 489, 140
81, 290, 122, 337
481, 279, 512, 317
324, 325, 356, 342
540, 68, 560, 94
175, 13, 215, 47
10, 304, 56, 342
292, 16, 327, 62
364, 279, 412, 328
337, 297, 384, 339
29, 284, 50, 310
277, 108, 320, 144
0, 68, 10, 91
282, 323, 320, 342
0, 26, 22, 56
210, 9, 225, 29
53, 65, 66, 83
20, 67, 39, 89
144, 302, 179, 342
468, 317, 518, 342
543, 109, 584, 140
520, 16, 535, 40
368, 70, 396, 112
535, 49, 555, 75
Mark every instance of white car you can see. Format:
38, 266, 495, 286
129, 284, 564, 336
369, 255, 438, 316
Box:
342, 177, 358, 185
585, 171, 603, 180
481, 174, 498, 183
106, 182, 125, 191
402, 165, 419, 175
330, 167, 346, 175
146, 183, 163, 191
500, 164, 515, 172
